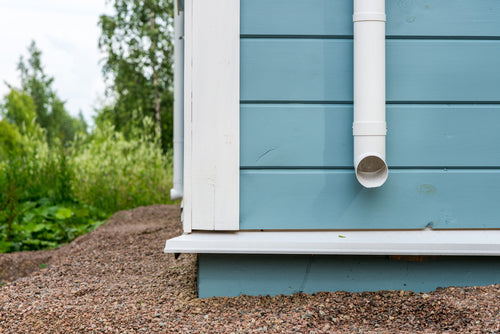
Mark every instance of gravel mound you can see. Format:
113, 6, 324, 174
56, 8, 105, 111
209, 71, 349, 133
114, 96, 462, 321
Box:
0, 205, 499, 333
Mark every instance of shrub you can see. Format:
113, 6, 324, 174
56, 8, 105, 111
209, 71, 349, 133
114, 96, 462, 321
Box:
71, 118, 173, 214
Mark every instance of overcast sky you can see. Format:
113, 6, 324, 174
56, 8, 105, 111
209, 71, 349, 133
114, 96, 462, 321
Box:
0, 0, 112, 124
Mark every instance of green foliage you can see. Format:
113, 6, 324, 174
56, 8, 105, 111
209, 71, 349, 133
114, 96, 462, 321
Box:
0, 140, 108, 253
16, 41, 88, 145
17, 41, 53, 130
0, 117, 173, 253
1, 22, 175, 254
0, 198, 106, 253
0, 89, 47, 159
72, 117, 173, 213
1, 89, 42, 138
98, 0, 174, 151
0, 120, 22, 159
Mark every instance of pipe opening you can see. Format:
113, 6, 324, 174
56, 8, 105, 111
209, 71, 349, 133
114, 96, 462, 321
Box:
356, 155, 388, 188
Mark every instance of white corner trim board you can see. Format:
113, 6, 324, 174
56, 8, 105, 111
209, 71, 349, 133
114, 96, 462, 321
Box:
171, 0, 185, 201
165, 230, 500, 256
353, 0, 388, 188
182, 0, 240, 232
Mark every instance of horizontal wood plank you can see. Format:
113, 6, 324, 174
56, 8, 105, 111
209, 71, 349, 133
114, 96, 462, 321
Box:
240, 169, 500, 230
240, 104, 500, 167
241, 0, 500, 37
240, 39, 500, 102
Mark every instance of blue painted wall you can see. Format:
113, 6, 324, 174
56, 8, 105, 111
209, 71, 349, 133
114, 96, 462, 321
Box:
199, 254, 500, 298
239, 0, 500, 230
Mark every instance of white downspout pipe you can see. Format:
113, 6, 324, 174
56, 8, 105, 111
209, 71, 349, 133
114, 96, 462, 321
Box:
171, 0, 185, 200
353, 0, 388, 188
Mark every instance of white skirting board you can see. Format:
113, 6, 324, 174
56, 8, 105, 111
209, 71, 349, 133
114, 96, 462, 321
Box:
165, 230, 500, 256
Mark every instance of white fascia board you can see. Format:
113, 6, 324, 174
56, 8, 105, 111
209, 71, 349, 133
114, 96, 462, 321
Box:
165, 230, 500, 256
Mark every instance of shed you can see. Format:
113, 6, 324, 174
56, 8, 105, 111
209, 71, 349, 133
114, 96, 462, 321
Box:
165, 0, 500, 298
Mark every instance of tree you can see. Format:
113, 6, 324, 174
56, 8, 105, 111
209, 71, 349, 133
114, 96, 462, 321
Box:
2, 90, 37, 129
1, 89, 44, 140
0, 120, 22, 159
16, 41, 87, 145
17, 42, 53, 132
98, 0, 174, 150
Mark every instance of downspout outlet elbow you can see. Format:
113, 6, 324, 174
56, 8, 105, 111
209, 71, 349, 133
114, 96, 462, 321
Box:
170, 187, 184, 201
355, 152, 388, 188
353, 122, 388, 188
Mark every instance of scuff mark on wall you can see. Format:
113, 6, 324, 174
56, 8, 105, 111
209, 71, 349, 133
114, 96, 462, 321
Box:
299, 255, 314, 293
256, 147, 277, 162
418, 184, 437, 195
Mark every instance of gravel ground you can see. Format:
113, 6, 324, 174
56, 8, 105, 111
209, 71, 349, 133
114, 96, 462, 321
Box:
0, 205, 499, 333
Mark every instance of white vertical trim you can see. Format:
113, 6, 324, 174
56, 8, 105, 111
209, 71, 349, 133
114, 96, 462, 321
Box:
182, 0, 193, 233
171, 0, 184, 201
184, 0, 240, 231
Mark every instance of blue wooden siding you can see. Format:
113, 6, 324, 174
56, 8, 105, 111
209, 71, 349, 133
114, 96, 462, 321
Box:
199, 254, 500, 297
239, 0, 500, 230
241, 40, 500, 102
241, 0, 500, 37
240, 170, 500, 230
241, 105, 500, 168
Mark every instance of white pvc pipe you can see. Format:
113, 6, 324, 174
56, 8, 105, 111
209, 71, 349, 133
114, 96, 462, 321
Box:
171, 0, 185, 201
353, 0, 388, 188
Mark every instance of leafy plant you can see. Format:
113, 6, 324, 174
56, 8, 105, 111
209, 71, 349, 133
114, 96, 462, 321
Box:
0, 196, 107, 253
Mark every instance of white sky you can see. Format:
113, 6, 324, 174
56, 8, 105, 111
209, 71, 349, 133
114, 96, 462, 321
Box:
0, 0, 113, 125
